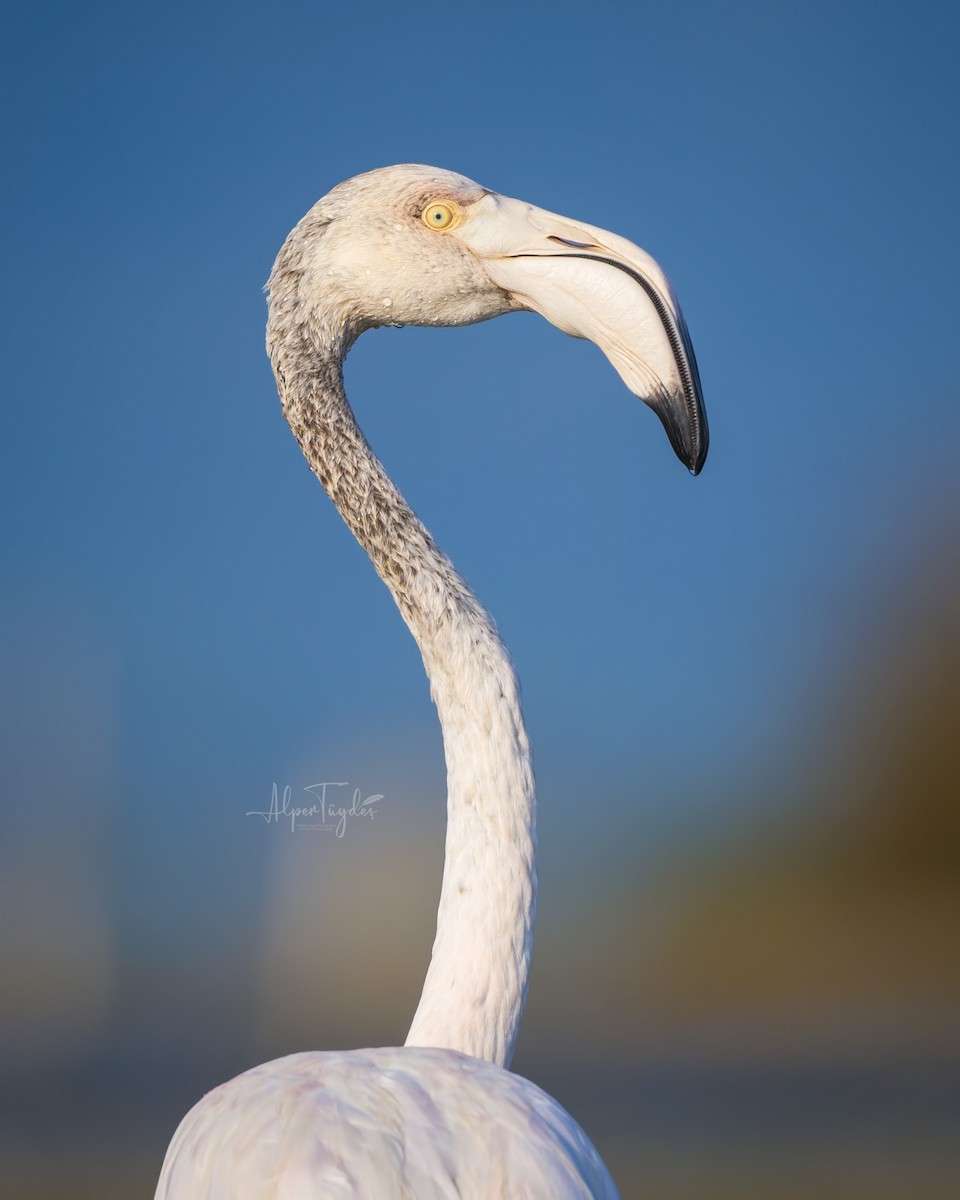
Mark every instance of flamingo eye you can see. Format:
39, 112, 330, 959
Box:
421, 201, 458, 231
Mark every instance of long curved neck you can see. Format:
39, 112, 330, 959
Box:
268, 314, 536, 1069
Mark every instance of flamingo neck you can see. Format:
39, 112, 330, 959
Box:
268, 319, 536, 1069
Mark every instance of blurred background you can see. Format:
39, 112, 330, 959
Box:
2, 1, 958, 1196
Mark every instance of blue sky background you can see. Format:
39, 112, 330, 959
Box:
3, 0, 958, 944
1, 1, 958, 1191
2, 0, 958, 934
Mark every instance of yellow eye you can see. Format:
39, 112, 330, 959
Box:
421, 200, 458, 231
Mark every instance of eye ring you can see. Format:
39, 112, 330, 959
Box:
421, 200, 458, 231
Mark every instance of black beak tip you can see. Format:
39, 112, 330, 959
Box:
654, 398, 709, 477
687, 431, 708, 476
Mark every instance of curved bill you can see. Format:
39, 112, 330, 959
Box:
453, 192, 709, 475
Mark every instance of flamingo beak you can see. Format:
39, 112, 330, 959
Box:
453, 192, 709, 475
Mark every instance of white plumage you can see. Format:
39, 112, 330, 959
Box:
155, 165, 707, 1198
157, 1049, 617, 1199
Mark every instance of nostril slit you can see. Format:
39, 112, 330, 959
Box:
547, 235, 598, 249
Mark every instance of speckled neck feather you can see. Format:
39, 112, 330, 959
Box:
266, 242, 536, 1069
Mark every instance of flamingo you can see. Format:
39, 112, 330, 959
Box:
155, 164, 707, 1198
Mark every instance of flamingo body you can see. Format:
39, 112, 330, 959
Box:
158, 1048, 617, 1198
154, 164, 708, 1198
